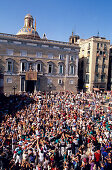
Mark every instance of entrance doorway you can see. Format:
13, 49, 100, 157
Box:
26, 80, 34, 93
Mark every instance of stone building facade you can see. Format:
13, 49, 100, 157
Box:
0, 14, 79, 95
77, 36, 110, 92
108, 45, 112, 90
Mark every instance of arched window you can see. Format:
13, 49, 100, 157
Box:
70, 56, 74, 61
36, 60, 43, 72
58, 62, 64, 75
69, 64, 75, 75
20, 60, 28, 72
47, 62, 54, 74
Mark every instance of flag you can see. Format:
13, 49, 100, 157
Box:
35, 18, 36, 31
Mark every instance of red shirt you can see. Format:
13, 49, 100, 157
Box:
94, 150, 100, 162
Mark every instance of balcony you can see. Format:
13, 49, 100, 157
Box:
97, 47, 100, 50
37, 71, 43, 75
101, 71, 106, 75
101, 79, 106, 83
104, 47, 107, 50
95, 70, 99, 74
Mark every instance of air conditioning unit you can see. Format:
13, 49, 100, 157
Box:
58, 79, 62, 84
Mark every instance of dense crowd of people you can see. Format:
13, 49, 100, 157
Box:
0, 91, 112, 170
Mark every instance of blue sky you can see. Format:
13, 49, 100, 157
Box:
0, 0, 112, 43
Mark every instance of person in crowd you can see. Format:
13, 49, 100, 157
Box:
0, 91, 112, 169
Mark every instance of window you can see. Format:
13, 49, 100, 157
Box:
86, 65, 89, 73
28, 62, 35, 71
48, 79, 52, 84
42, 45, 49, 48
100, 51, 102, 55
47, 62, 53, 74
7, 61, 13, 72
8, 40, 13, 43
97, 50, 99, 53
7, 49, 13, 56
88, 43, 90, 49
48, 64, 53, 73
70, 65, 74, 75
0, 39, 7, 43
70, 56, 74, 61
95, 65, 98, 73
21, 42, 26, 45
37, 63, 42, 72
101, 43, 103, 47
13, 41, 21, 44
59, 54, 63, 60
7, 78, 12, 83
96, 57, 98, 64
103, 51, 106, 56
97, 43, 99, 49
58, 79, 62, 84
85, 74, 89, 83
72, 39, 74, 44
59, 65, 63, 74
103, 58, 105, 64
48, 54, 53, 59
69, 80, 74, 84
101, 75, 105, 82
21, 62, 27, 72
95, 74, 98, 82
104, 44, 107, 50
20, 50, 27, 56
36, 52, 42, 58
87, 57, 89, 64
102, 66, 104, 73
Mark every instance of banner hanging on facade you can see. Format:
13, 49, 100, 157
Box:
26, 71, 37, 80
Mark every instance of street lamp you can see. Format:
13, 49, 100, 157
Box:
12, 84, 17, 96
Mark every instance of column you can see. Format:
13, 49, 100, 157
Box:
24, 79, 26, 92
20, 62, 22, 72
65, 54, 69, 76
34, 81, 37, 93
20, 76, 21, 92
75, 56, 78, 76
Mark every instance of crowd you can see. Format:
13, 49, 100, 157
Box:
0, 91, 112, 170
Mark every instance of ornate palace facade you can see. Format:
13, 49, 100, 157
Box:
0, 14, 79, 94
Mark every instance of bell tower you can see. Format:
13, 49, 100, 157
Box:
69, 32, 80, 44
24, 14, 34, 28
16, 14, 40, 39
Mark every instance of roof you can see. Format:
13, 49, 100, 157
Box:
25, 14, 33, 19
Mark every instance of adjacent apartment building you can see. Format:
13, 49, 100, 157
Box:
0, 14, 79, 94
108, 45, 112, 91
78, 36, 110, 92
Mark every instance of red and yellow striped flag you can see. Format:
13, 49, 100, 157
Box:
35, 18, 36, 31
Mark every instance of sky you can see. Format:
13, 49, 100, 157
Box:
0, 0, 112, 43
